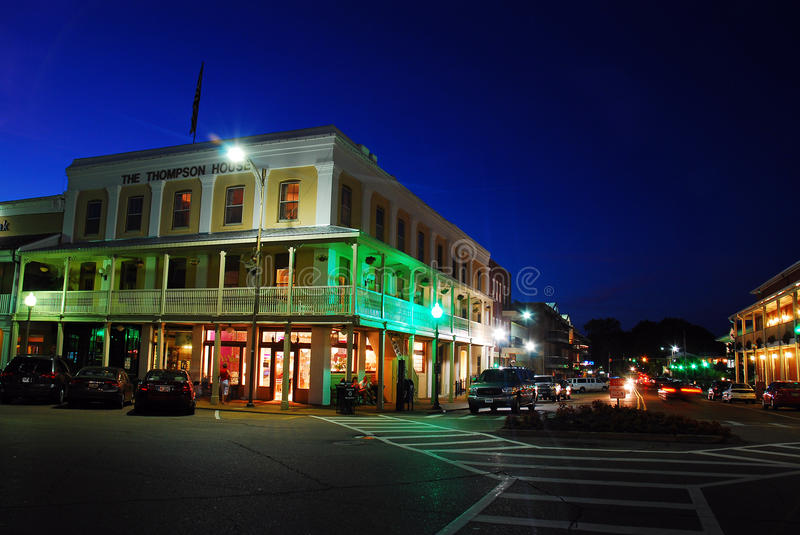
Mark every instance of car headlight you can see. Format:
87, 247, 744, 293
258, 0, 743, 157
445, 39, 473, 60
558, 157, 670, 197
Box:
502, 386, 514, 394
469, 387, 477, 395
534, 385, 539, 393
555, 385, 561, 394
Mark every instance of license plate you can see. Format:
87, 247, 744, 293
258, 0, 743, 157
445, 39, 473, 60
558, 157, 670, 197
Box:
21, 377, 31, 383
158, 386, 170, 392
88, 382, 99, 389
484, 398, 494, 403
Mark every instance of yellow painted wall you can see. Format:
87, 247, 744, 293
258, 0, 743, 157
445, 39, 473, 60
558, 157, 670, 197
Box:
415, 222, 430, 264
159, 179, 201, 236
396, 209, 411, 254
74, 189, 109, 241
210, 172, 256, 233
337, 172, 362, 228
0, 212, 62, 238
116, 184, 151, 238
264, 167, 318, 227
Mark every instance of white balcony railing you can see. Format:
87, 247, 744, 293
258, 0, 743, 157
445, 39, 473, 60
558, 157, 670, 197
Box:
112, 289, 161, 315
0, 293, 11, 314
64, 291, 107, 315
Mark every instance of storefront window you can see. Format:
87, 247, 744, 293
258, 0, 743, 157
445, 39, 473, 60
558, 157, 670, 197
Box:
298, 348, 311, 389
258, 348, 271, 387
413, 341, 425, 373
330, 347, 356, 373
365, 342, 377, 372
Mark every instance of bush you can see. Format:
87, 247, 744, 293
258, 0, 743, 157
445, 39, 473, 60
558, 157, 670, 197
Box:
505, 400, 730, 437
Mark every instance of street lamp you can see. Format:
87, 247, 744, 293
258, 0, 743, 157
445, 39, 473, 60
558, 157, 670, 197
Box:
23, 292, 36, 354
227, 146, 267, 408
431, 302, 443, 411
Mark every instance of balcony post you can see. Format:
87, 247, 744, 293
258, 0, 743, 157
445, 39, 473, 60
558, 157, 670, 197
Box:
102, 322, 111, 366
160, 253, 169, 317
217, 251, 226, 316
60, 257, 70, 316
345, 323, 354, 382
106, 255, 116, 316
281, 322, 292, 410
15, 258, 28, 316
287, 246, 296, 314
448, 337, 456, 402
449, 283, 455, 334
794, 291, 799, 381
380, 254, 386, 320
351, 242, 358, 315
377, 325, 386, 411
211, 323, 221, 405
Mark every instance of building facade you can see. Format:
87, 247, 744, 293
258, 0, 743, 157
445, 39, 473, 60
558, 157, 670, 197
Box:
6, 126, 503, 407
730, 260, 800, 387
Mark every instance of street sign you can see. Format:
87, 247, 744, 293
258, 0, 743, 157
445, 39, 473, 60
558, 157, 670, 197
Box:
609, 377, 626, 399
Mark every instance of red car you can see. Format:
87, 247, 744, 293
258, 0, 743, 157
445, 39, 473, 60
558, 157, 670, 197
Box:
135, 369, 196, 414
761, 381, 800, 410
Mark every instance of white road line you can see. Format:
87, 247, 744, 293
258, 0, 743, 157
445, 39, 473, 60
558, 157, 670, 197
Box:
502, 492, 696, 510
460, 415, 476, 419
694, 450, 795, 467
736, 448, 800, 459
688, 486, 725, 535
214, 410, 220, 420
386, 433, 478, 440
425, 413, 445, 418
433, 445, 537, 453
436, 477, 516, 535
472, 515, 702, 535
443, 450, 772, 467
774, 443, 800, 450
769, 423, 791, 428
514, 475, 689, 489
462, 460, 741, 478
403, 438, 505, 447
724, 420, 744, 426
495, 416, 506, 420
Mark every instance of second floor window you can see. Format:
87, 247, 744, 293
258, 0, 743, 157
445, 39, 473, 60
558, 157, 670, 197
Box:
279, 181, 299, 220
417, 231, 425, 262
397, 219, 405, 252
436, 244, 443, 269
84, 200, 102, 236
172, 191, 192, 229
375, 207, 385, 242
125, 196, 143, 232
340, 185, 352, 227
225, 186, 244, 225
224, 254, 240, 287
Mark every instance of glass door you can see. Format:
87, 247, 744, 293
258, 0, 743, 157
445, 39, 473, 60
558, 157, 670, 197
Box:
274, 350, 295, 401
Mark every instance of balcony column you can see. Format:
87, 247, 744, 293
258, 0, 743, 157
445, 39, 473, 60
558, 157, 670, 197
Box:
199, 176, 215, 234
309, 326, 331, 405
794, 291, 799, 381
7, 322, 19, 362
217, 251, 226, 316
15, 258, 28, 317
281, 322, 292, 410
106, 255, 116, 316
377, 326, 386, 411
211, 323, 221, 405
379, 254, 386, 319
345, 323, 355, 383
56, 323, 64, 357
350, 242, 359, 315
102, 322, 111, 366
158, 322, 166, 369
448, 337, 456, 402
148, 181, 165, 237
60, 257, 70, 316
160, 253, 170, 317
357, 330, 367, 381
286, 246, 295, 314
762, 304, 769, 382
449, 284, 455, 334
315, 162, 338, 226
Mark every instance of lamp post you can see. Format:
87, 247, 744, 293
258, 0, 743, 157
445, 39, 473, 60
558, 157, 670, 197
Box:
227, 147, 267, 408
493, 327, 506, 368
431, 302, 443, 411
525, 340, 535, 371
22, 292, 36, 354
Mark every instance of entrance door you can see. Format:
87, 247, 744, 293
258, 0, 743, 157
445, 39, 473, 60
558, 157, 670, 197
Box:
274, 350, 295, 401
221, 345, 244, 399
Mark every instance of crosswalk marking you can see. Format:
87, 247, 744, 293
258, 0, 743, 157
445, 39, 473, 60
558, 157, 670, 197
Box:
770, 423, 791, 428
725, 420, 744, 426
471, 515, 702, 535
502, 492, 697, 510
425, 412, 445, 418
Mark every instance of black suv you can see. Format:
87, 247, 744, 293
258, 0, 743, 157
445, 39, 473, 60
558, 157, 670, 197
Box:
468, 367, 535, 414
1, 355, 72, 404
533, 375, 558, 402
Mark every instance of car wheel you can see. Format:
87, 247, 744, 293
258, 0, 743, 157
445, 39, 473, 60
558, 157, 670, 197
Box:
469, 404, 479, 414
772, 400, 779, 411
490, 405, 497, 413
56, 387, 65, 405
579, 387, 586, 393
117, 394, 124, 410
762, 399, 769, 409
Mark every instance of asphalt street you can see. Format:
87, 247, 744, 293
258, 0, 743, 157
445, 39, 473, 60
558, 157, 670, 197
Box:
1, 390, 799, 535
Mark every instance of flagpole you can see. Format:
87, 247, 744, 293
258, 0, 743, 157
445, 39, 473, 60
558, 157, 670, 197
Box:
190, 62, 204, 143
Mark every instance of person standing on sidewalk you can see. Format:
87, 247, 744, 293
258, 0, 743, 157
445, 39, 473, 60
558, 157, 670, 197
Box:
219, 363, 231, 404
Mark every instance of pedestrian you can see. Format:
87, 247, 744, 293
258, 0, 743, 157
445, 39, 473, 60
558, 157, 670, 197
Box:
404, 378, 414, 410
219, 363, 231, 404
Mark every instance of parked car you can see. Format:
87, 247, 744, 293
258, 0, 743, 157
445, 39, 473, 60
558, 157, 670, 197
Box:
761, 381, 800, 410
468, 368, 535, 414
721, 382, 756, 404
0, 355, 72, 404
707, 380, 730, 401
135, 369, 196, 414
568, 377, 607, 393
68, 367, 134, 408
533, 375, 558, 402
657, 380, 703, 401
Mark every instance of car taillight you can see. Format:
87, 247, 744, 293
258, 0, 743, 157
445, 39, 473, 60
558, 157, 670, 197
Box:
70, 378, 81, 385
138, 384, 148, 391
104, 380, 120, 387
1, 371, 14, 378
662, 387, 676, 393
40, 372, 57, 380
681, 387, 701, 393
181, 383, 191, 392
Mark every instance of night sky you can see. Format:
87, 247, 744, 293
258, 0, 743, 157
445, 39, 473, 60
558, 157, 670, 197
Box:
2, 2, 797, 335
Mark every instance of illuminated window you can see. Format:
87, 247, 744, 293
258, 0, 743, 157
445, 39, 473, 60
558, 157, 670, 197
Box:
375, 206, 385, 242
172, 191, 192, 229
125, 196, 143, 232
413, 341, 425, 373
279, 181, 299, 220
224, 254, 240, 287
396, 219, 406, 252
340, 185, 352, 227
84, 200, 102, 235
224, 186, 244, 225
298, 348, 311, 389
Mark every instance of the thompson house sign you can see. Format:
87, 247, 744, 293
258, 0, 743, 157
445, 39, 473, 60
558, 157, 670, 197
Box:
121, 160, 252, 185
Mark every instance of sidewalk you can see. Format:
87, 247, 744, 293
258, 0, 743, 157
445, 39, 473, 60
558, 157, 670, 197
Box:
195, 396, 469, 416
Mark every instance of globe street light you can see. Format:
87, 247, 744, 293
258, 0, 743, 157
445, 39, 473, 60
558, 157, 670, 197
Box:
227, 146, 267, 408
23, 292, 36, 355
430, 302, 443, 410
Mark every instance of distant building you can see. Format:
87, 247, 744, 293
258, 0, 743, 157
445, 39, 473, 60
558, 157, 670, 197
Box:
730, 260, 800, 385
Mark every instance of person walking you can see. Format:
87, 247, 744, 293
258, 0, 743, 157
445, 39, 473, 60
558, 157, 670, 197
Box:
219, 363, 231, 404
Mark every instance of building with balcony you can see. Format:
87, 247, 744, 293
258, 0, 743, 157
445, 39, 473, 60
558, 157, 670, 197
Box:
5, 126, 501, 407
730, 260, 800, 386
501, 302, 589, 375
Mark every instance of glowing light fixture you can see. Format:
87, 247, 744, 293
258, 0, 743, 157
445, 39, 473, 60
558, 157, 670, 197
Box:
524, 341, 535, 352
227, 146, 245, 163
522, 311, 531, 320
24, 292, 37, 308
431, 302, 443, 319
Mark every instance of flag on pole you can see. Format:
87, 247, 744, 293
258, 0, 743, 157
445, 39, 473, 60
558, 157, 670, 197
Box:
190, 62, 204, 143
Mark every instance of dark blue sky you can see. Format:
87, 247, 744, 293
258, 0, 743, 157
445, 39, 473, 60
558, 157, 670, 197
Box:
2, 2, 797, 334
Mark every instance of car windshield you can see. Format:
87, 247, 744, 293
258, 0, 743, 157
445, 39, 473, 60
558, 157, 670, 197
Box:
146, 371, 188, 383
534, 376, 554, 383
732, 383, 751, 389
4, 358, 52, 374
76, 367, 117, 378
478, 369, 519, 384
